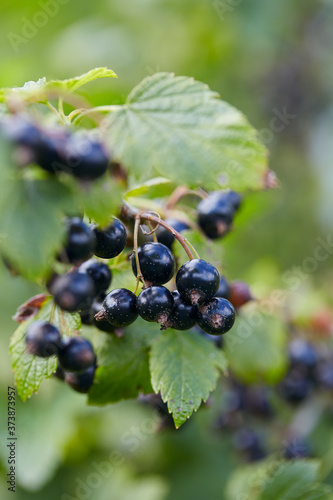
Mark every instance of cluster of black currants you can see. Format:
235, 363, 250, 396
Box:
278, 338, 333, 403
96, 242, 236, 335
49, 217, 127, 324
1, 114, 111, 181
25, 321, 96, 393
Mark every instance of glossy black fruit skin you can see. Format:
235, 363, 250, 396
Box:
168, 291, 197, 330
197, 191, 239, 239
78, 259, 112, 294
52, 272, 95, 312
93, 219, 127, 259
132, 243, 176, 286
64, 218, 96, 264
216, 276, 230, 299
65, 364, 96, 393
176, 259, 220, 305
25, 321, 61, 357
103, 288, 138, 327
58, 337, 95, 372
137, 286, 174, 323
64, 135, 109, 180
155, 218, 189, 249
197, 297, 236, 335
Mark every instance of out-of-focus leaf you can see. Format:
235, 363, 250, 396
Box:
224, 309, 287, 384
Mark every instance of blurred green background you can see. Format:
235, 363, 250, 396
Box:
1, 0, 333, 499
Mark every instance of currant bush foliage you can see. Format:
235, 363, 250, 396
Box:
2, 68, 271, 426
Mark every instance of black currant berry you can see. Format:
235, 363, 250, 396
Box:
35, 130, 69, 174
93, 219, 127, 259
78, 259, 112, 294
58, 336, 95, 372
176, 259, 220, 305
137, 286, 174, 325
166, 291, 197, 330
52, 271, 95, 312
102, 288, 138, 327
288, 339, 318, 372
64, 134, 109, 180
224, 190, 242, 211
1, 115, 41, 149
197, 297, 235, 335
216, 276, 230, 299
233, 428, 266, 462
197, 190, 241, 239
132, 243, 175, 286
283, 438, 311, 460
155, 218, 189, 249
25, 321, 61, 357
64, 217, 96, 264
65, 364, 96, 393
279, 371, 313, 403
229, 281, 253, 308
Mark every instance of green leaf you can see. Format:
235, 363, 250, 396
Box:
125, 177, 176, 200
45, 67, 117, 92
0, 68, 117, 102
105, 73, 267, 191
75, 175, 123, 227
258, 461, 332, 500
9, 298, 81, 402
224, 310, 288, 385
150, 330, 227, 428
225, 460, 333, 500
88, 319, 158, 405
0, 175, 73, 279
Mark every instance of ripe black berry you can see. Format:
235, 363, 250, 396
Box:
132, 243, 175, 286
288, 339, 318, 372
52, 271, 95, 312
35, 130, 69, 174
102, 288, 138, 327
63, 134, 109, 180
65, 364, 96, 393
78, 259, 112, 294
216, 276, 230, 299
197, 190, 241, 239
64, 218, 96, 264
93, 219, 127, 259
1, 115, 41, 149
166, 291, 197, 330
155, 218, 189, 249
233, 428, 266, 462
224, 190, 242, 211
229, 281, 253, 308
137, 286, 174, 325
279, 371, 313, 403
197, 297, 235, 335
25, 321, 61, 357
58, 336, 95, 372
176, 259, 220, 305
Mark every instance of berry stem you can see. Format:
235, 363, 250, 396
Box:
136, 212, 198, 260
166, 186, 207, 210
133, 217, 148, 291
